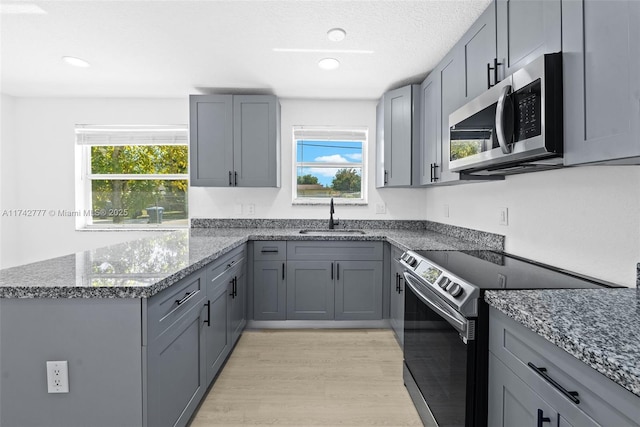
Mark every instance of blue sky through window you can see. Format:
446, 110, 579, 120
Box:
296, 140, 363, 186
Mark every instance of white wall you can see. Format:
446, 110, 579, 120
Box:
2, 95, 638, 288
425, 166, 640, 287
0, 96, 186, 269
0, 97, 427, 268
189, 98, 428, 220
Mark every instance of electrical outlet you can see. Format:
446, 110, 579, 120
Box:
246, 204, 255, 215
499, 207, 509, 226
443, 204, 450, 218
46, 361, 69, 393
375, 203, 386, 214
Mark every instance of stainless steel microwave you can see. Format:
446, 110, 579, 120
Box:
449, 53, 563, 175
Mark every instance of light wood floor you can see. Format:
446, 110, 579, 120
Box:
190, 329, 423, 426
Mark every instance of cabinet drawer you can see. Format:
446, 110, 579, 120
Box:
147, 271, 206, 341
287, 241, 383, 261
253, 241, 286, 261
206, 245, 246, 292
489, 307, 640, 426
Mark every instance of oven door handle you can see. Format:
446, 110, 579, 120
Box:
403, 272, 471, 340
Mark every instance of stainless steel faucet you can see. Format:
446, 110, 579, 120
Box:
329, 197, 336, 229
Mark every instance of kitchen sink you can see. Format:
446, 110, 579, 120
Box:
298, 229, 366, 235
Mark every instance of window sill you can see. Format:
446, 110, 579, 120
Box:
77, 225, 188, 232
292, 199, 368, 206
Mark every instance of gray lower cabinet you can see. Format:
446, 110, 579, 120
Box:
190, 94, 280, 187
562, 0, 640, 165
202, 245, 246, 385
489, 307, 640, 427
285, 241, 384, 321
253, 241, 287, 320
389, 246, 404, 346
286, 260, 334, 320
334, 260, 383, 320
147, 270, 207, 427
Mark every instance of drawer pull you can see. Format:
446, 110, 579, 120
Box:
175, 290, 198, 306
528, 362, 580, 404
261, 248, 279, 253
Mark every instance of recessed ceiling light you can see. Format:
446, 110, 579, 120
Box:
62, 56, 90, 68
327, 28, 346, 42
318, 58, 340, 71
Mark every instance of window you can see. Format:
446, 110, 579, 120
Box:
293, 126, 367, 203
75, 125, 189, 229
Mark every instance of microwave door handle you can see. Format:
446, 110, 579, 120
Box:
495, 84, 513, 154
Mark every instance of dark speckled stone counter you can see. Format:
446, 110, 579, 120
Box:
485, 289, 640, 398
0, 221, 503, 299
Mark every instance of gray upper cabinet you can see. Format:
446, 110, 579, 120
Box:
190, 95, 234, 187
460, 2, 497, 101
438, 49, 466, 183
419, 73, 441, 185
562, 0, 640, 165
377, 85, 421, 187
496, 0, 561, 80
190, 94, 280, 187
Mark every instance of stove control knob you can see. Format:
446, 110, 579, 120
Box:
447, 283, 463, 298
408, 256, 418, 267
438, 276, 450, 289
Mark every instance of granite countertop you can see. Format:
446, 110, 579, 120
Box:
485, 288, 640, 398
0, 221, 502, 299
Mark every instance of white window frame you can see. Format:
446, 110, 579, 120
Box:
292, 126, 368, 205
75, 124, 189, 230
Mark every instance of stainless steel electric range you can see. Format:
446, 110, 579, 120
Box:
397, 250, 619, 427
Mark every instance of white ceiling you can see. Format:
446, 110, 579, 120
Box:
1, 0, 492, 99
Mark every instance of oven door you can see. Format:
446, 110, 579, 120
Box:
403, 273, 477, 427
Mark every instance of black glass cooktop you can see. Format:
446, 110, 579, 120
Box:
413, 250, 621, 291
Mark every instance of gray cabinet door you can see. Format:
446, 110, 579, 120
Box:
389, 247, 404, 345
147, 296, 206, 427
286, 260, 334, 320
496, 0, 561, 79
253, 260, 286, 320
563, 0, 640, 165
419, 73, 441, 185
375, 100, 385, 188
189, 95, 234, 187
233, 95, 280, 187
438, 49, 465, 183
229, 262, 246, 346
488, 352, 599, 427
460, 2, 497, 101
488, 352, 559, 427
203, 281, 229, 385
335, 260, 383, 320
382, 85, 419, 187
